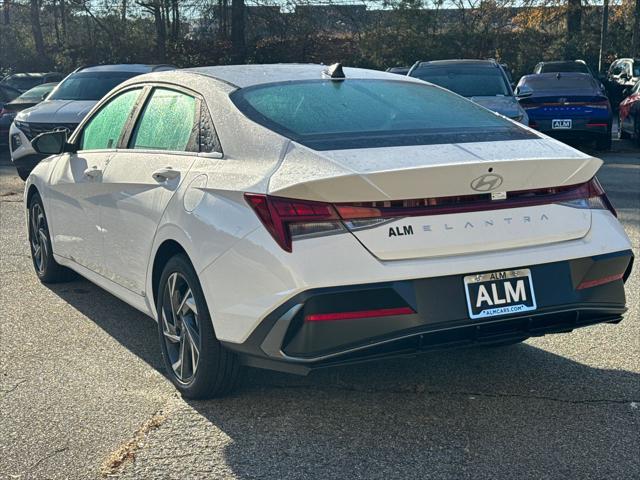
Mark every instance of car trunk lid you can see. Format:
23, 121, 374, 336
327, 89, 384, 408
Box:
267, 138, 601, 260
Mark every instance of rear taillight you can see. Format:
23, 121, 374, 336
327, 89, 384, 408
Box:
555, 177, 617, 217
244, 194, 345, 252
584, 100, 610, 110
246, 178, 616, 252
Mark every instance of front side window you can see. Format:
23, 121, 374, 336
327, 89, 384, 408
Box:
80, 88, 142, 150
129, 88, 197, 151
232, 79, 534, 151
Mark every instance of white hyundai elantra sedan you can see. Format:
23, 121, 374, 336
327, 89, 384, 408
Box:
24, 64, 634, 398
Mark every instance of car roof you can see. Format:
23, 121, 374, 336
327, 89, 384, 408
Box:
182, 64, 416, 88
525, 72, 593, 80
539, 60, 586, 65
75, 64, 175, 73
414, 59, 499, 68
4, 72, 59, 79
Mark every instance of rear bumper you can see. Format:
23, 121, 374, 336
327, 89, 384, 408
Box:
224, 249, 633, 374
529, 116, 611, 140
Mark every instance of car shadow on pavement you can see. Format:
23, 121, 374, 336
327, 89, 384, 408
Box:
46, 277, 639, 478
45, 279, 165, 374
186, 344, 640, 479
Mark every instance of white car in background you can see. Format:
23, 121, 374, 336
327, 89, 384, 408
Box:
24, 64, 633, 398
9, 64, 174, 180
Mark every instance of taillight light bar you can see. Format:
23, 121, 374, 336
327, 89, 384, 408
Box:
334, 178, 616, 219
245, 178, 616, 252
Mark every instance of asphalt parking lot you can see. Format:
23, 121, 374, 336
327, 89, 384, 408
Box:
0, 139, 638, 479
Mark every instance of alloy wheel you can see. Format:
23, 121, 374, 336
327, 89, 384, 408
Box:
160, 272, 201, 383
30, 203, 48, 275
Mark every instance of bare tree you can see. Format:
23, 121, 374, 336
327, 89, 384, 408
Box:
30, 0, 46, 58
231, 0, 246, 63
633, 0, 640, 57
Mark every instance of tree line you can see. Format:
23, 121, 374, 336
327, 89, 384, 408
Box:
1, 1, 639, 78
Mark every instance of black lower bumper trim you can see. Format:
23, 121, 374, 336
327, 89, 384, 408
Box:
224, 250, 633, 374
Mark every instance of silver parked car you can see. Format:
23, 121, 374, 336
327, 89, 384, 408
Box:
408, 59, 529, 124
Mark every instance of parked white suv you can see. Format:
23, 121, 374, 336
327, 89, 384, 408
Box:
9, 64, 174, 180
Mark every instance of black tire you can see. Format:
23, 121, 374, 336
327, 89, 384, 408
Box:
595, 133, 612, 151
28, 193, 75, 283
16, 165, 30, 181
156, 254, 240, 399
618, 117, 630, 139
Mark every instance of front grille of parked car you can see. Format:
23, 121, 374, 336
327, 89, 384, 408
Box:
17, 122, 78, 141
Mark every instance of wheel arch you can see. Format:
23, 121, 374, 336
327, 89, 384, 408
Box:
151, 239, 190, 310
26, 184, 39, 207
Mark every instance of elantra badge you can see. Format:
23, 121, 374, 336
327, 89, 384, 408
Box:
470, 173, 504, 192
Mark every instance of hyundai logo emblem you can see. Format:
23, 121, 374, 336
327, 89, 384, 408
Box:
470, 174, 504, 192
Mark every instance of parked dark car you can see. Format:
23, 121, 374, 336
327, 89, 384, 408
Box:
0, 72, 63, 92
0, 84, 22, 145
618, 80, 640, 145
516, 72, 612, 150
385, 66, 410, 75
408, 59, 528, 123
534, 60, 598, 78
0, 83, 59, 145
606, 58, 640, 108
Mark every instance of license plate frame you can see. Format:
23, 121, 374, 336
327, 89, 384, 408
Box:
552, 119, 572, 129
464, 269, 537, 320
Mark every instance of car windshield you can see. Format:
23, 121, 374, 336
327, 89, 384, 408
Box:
17, 83, 57, 101
409, 65, 511, 97
48, 72, 140, 101
2, 75, 44, 91
540, 63, 590, 74
634, 64, 640, 77
231, 79, 533, 150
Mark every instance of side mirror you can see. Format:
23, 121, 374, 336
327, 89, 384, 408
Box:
41, 93, 49, 101
515, 85, 533, 98
31, 130, 75, 155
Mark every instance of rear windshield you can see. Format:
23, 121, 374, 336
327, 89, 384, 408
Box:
522, 75, 598, 93
48, 72, 140, 101
540, 63, 590, 74
231, 79, 534, 150
409, 65, 511, 97
18, 83, 57, 101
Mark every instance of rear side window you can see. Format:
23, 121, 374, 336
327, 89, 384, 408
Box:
232, 79, 534, 150
129, 88, 197, 151
80, 88, 142, 150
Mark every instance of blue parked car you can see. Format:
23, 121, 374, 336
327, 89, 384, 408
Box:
515, 72, 612, 150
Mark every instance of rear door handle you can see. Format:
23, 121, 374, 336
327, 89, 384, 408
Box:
152, 167, 180, 182
83, 166, 102, 179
